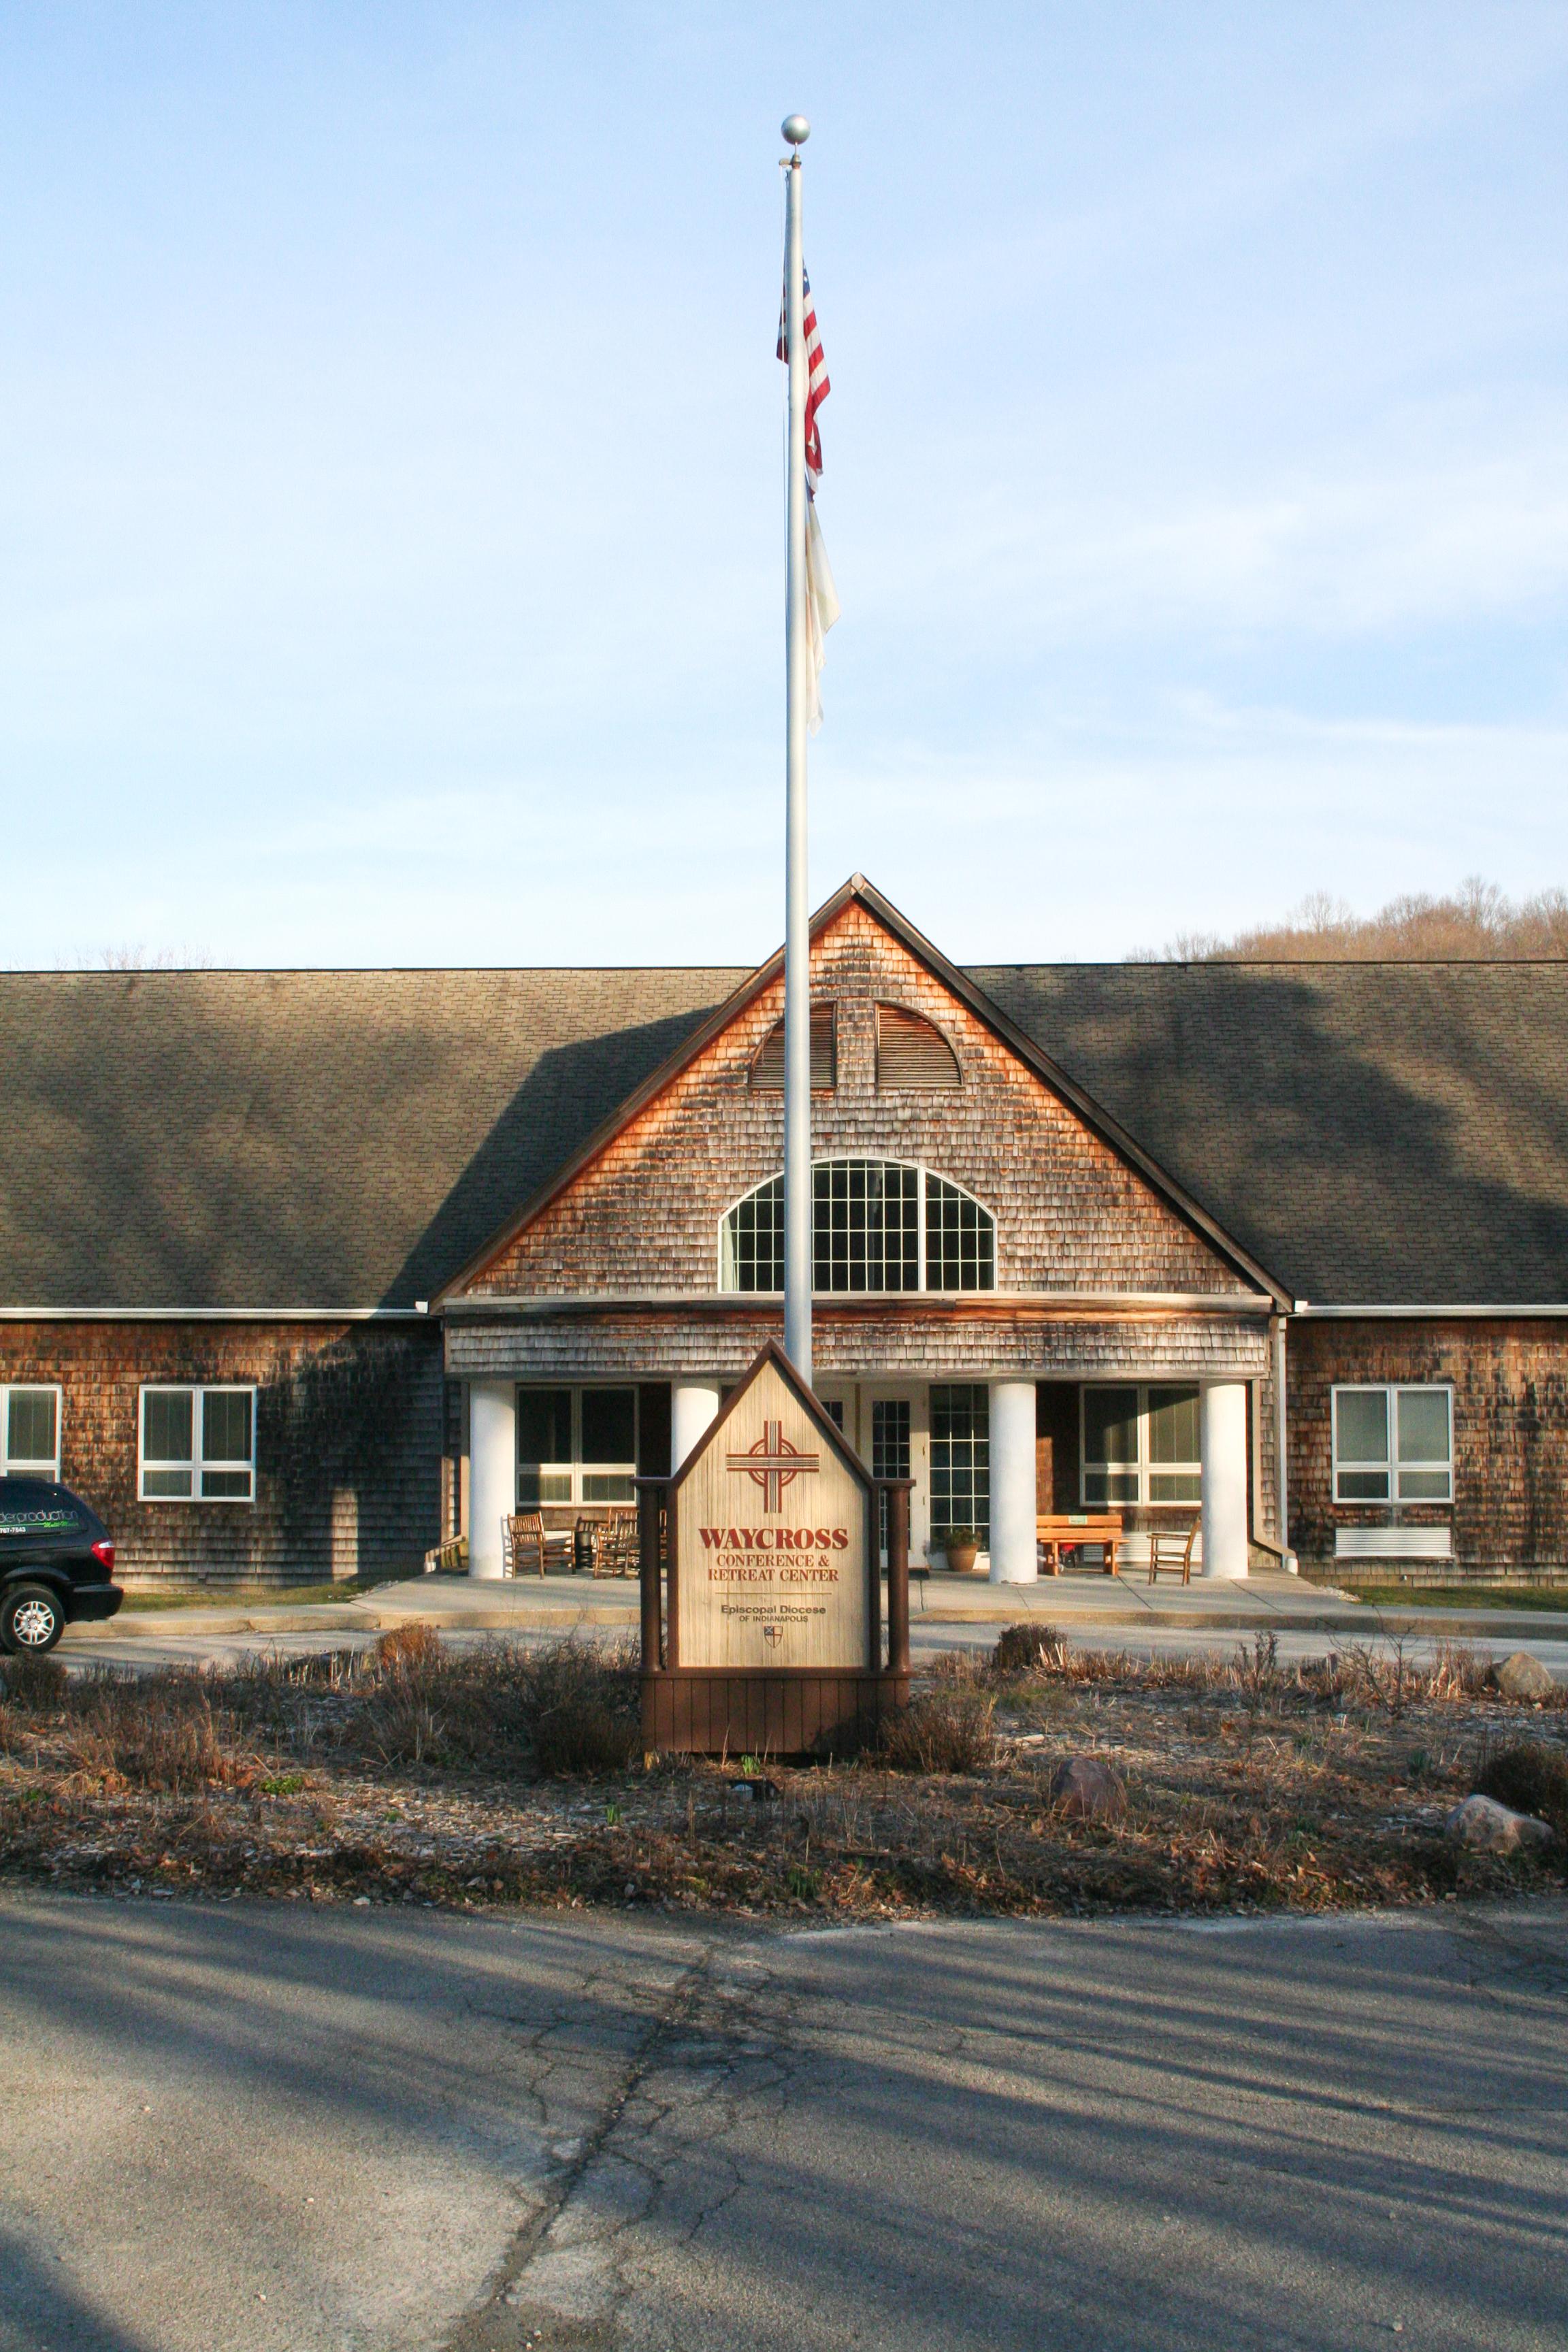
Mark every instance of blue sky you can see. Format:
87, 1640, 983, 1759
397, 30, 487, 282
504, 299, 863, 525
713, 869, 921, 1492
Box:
4, 3, 1567, 967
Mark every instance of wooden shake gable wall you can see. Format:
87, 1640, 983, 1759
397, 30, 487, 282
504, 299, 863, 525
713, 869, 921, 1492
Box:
448, 899, 1270, 1390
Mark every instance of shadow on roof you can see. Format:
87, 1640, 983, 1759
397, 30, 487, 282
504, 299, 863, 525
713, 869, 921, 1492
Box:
975, 962, 1568, 1303
382, 1006, 726, 1307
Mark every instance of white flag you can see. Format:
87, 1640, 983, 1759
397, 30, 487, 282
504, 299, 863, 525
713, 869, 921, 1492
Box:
804, 498, 840, 735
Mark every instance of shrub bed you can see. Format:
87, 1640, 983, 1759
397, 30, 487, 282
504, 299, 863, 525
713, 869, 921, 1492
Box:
0, 1631, 1563, 1918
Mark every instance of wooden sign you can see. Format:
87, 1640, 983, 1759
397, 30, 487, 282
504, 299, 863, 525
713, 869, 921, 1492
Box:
637, 1341, 911, 1757
672, 1346, 872, 1671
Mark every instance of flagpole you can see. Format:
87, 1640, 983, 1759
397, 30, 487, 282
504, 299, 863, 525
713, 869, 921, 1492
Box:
781, 113, 812, 1382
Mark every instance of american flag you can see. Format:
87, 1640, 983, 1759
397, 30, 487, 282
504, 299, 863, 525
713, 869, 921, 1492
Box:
777, 265, 830, 491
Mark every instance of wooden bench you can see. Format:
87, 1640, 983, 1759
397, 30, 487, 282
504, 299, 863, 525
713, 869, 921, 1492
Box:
1036, 1512, 1124, 1577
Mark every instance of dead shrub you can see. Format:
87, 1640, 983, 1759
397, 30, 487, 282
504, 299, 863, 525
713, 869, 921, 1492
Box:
532, 1696, 640, 1777
1042, 1645, 1217, 1695
374, 1623, 442, 1674
71, 1680, 253, 1792
1428, 1641, 1491, 1701
1235, 1632, 1281, 1709
879, 1689, 997, 1774
927, 1647, 987, 1686
0, 1654, 68, 1710
364, 1686, 448, 1767
523, 1642, 640, 1776
1337, 1638, 1421, 1718
342, 1635, 639, 1777
1474, 1741, 1568, 1834
1134, 1650, 1219, 1694
992, 1623, 1068, 1677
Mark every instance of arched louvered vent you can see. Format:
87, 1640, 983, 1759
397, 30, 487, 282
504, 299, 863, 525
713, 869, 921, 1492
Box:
750, 1004, 836, 1090
876, 1004, 961, 1090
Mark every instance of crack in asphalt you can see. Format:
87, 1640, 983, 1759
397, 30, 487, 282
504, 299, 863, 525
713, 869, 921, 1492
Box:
1448, 1903, 1568, 2000
439, 1940, 723, 2352
438, 1936, 802, 2352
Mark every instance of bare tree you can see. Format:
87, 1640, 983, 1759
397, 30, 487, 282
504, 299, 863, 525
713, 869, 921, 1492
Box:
1138, 879, 1568, 962
82, 946, 215, 972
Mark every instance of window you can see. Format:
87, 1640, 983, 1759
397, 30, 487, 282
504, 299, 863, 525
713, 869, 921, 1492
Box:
876, 1004, 961, 1090
0, 1386, 61, 1478
1082, 1385, 1201, 1506
140, 1385, 255, 1501
872, 1398, 911, 1559
925, 1173, 994, 1290
517, 1386, 638, 1506
930, 1384, 988, 1544
719, 1162, 996, 1293
816, 1160, 919, 1290
1333, 1386, 1452, 1504
750, 1004, 836, 1090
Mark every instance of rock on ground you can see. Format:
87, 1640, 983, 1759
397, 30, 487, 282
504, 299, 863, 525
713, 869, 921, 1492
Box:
1047, 1755, 1126, 1820
1446, 1793, 1554, 1852
1495, 1651, 1559, 1701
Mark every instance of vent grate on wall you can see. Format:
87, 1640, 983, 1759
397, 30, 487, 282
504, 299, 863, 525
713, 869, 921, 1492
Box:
750, 1004, 837, 1090
875, 1003, 961, 1090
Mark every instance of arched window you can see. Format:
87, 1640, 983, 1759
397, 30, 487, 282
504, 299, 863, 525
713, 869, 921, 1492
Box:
719, 1160, 996, 1293
875, 1004, 961, 1090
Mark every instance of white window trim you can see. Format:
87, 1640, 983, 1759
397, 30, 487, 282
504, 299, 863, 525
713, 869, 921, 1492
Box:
1331, 1383, 1453, 1507
716, 1159, 997, 1295
515, 1384, 639, 1509
1080, 1384, 1203, 1509
0, 1383, 63, 1480
138, 1382, 257, 1505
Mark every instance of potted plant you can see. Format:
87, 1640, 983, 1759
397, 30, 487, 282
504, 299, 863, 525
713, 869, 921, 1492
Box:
941, 1525, 981, 1575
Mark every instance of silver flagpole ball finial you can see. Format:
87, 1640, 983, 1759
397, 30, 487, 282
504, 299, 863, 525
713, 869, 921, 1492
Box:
781, 115, 810, 146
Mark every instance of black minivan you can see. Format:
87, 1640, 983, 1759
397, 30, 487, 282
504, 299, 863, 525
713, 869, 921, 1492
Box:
0, 1479, 123, 1654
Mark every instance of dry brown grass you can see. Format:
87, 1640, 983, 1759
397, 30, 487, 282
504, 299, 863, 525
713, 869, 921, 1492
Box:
372, 1623, 442, 1673
878, 1689, 997, 1774
1, 1631, 1564, 1918
0, 1654, 69, 1709
1474, 1742, 1568, 1834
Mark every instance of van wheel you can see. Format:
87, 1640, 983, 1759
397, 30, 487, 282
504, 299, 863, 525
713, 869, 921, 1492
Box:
1, 1584, 65, 1654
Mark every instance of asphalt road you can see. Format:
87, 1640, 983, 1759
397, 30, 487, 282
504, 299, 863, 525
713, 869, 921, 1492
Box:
1, 1896, 1565, 2351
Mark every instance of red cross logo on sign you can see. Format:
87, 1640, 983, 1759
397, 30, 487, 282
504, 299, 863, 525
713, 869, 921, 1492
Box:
727, 1420, 820, 1515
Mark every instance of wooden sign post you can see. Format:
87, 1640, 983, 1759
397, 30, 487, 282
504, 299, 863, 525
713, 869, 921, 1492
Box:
636, 1341, 911, 1757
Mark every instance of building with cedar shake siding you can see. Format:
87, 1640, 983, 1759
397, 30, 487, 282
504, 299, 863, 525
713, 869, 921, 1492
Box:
3, 877, 1568, 1590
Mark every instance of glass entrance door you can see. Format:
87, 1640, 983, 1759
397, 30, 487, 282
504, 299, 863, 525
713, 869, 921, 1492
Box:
871, 1396, 911, 1565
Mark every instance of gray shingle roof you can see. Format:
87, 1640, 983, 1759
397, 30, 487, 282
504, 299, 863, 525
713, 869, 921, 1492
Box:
976, 962, 1568, 1305
2, 956, 1565, 1312
0, 969, 742, 1309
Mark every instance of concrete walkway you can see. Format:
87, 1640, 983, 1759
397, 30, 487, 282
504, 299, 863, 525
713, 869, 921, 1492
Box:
76, 1567, 1568, 1646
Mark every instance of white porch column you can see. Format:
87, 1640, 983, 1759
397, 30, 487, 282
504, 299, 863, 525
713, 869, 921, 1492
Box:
671, 1380, 722, 1473
1200, 1380, 1249, 1580
987, 1379, 1038, 1584
468, 1379, 517, 1580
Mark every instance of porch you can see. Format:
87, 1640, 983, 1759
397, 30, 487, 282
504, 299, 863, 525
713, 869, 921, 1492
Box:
451, 1362, 1271, 1586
